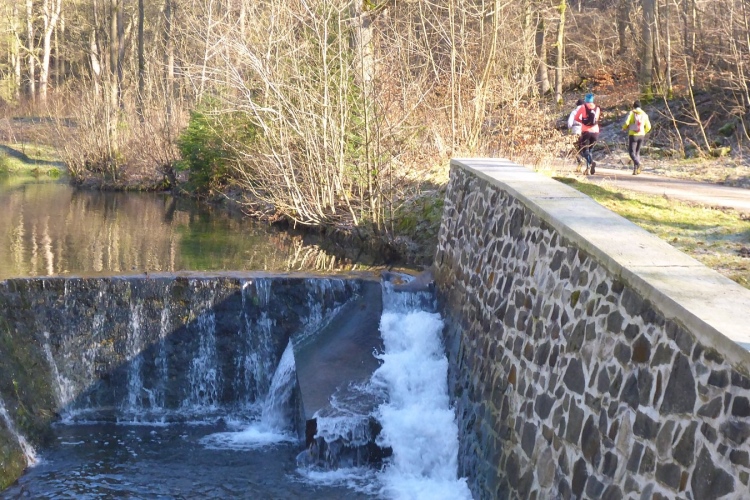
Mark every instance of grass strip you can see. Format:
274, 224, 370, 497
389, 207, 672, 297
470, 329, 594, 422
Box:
555, 176, 750, 290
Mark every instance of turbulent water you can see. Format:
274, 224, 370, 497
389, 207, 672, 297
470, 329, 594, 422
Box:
294, 283, 472, 499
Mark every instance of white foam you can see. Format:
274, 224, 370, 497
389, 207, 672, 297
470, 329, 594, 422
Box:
295, 466, 380, 496
200, 422, 297, 450
373, 310, 472, 500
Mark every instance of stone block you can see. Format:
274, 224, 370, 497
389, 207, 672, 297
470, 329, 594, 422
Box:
720, 420, 750, 445
626, 442, 644, 473
706, 369, 729, 388
691, 447, 735, 499
731, 396, 750, 417
585, 475, 605, 498
633, 411, 660, 440
631, 335, 651, 363
602, 484, 623, 500
534, 393, 555, 420
565, 401, 584, 445
572, 458, 588, 498
563, 359, 585, 395
655, 462, 682, 490
639, 446, 655, 475
660, 353, 696, 415
697, 397, 722, 419
521, 422, 537, 458
620, 373, 640, 410
581, 415, 602, 467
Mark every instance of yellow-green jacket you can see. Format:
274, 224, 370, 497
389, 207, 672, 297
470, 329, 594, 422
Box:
622, 108, 651, 136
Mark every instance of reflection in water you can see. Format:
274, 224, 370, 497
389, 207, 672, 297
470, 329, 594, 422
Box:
0, 182, 373, 279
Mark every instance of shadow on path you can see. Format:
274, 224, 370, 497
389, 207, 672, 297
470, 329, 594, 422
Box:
0, 144, 64, 168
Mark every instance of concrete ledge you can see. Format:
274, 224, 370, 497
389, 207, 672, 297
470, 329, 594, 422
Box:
451, 158, 750, 367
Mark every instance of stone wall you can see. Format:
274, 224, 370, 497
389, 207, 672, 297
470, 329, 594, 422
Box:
434, 159, 750, 500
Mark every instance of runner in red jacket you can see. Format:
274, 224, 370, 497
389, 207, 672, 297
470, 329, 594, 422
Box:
573, 93, 601, 174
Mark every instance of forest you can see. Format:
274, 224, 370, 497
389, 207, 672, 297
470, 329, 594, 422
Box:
0, 0, 748, 250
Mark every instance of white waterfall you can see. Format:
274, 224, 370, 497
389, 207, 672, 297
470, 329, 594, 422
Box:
372, 309, 472, 499
235, 279, 276, 407
260, 340, 297, 430
42, 331, 76, 413
183, 310, 220, 410
200, 340, 298, 450
124, 302, 145, 412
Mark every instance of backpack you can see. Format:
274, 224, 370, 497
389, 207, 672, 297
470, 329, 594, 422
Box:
581, 105, 599, 126
629, 112, 644, 133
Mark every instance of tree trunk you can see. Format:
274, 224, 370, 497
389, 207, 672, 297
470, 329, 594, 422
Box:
664, 0, 673, 98
653, 0, 661, 81
55, 12, 63, 90
110, 0, 119, 110
640, 0, 655, 99
108, 0, 119, 171
137, 0, 145, 119
11, 1, 21, 100
535, 13, 550, 95
116, 0, 125, 106
554, 0, 566, 104
617, 0, 633, 55
683, 0, 696, 86
164, 0, 174, 120
39, 0, 63, 103
90, 29, 102, 97
26, 0, 36, 101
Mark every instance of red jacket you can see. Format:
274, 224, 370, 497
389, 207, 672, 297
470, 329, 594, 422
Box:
573, 103, 600, 133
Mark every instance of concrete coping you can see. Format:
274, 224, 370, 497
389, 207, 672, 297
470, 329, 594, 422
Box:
0, 270, 382, 282
451, 158, 750, 369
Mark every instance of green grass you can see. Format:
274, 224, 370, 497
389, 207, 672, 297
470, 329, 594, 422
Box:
0, 144, 64, 178
556, 176, 750, 289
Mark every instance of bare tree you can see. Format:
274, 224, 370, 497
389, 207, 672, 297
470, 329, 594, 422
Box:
39, 0, 63, 103
535, 11, 550, 95
641, 0, 655, 98
554, 0, 566, 104
137, 0, 144, 118
9, 1, 22, 100
26, 0, 36, 100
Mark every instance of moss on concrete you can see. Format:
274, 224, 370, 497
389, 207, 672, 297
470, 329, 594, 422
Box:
0, 430, 26, 490
0, 317, 56, 490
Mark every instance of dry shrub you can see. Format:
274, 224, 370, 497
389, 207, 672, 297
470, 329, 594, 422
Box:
55, 88, 183, 189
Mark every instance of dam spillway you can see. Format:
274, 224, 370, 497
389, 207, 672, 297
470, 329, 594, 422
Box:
0, 272, 471, 498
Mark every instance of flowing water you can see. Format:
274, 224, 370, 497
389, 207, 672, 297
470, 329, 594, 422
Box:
0, 397, 37, 468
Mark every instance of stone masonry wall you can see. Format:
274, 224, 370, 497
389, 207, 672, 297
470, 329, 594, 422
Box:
434, 160, 750, 500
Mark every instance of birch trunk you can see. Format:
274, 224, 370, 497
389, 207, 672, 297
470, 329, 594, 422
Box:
39, 0, 63, 103
26, 0, 36, 100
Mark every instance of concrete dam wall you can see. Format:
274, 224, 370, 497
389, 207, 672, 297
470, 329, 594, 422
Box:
434, 159, 750, 499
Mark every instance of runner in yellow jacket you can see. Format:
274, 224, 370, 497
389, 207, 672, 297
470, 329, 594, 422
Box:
621, 100, 652, 175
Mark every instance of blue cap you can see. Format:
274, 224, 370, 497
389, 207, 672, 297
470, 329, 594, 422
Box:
585, 93, 594, 103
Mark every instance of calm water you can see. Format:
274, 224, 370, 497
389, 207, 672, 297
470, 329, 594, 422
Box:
0, 178, 378, 279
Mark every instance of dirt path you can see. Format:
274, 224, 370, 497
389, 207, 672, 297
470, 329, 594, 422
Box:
578, 165, 750, 214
